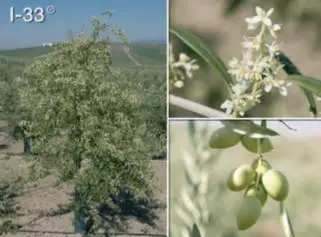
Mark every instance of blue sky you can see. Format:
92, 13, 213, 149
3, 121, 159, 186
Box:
0, 0, 167, 49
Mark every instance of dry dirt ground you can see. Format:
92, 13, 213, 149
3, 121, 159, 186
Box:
0, 136, 167, 237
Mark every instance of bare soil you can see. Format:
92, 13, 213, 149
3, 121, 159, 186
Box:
0, 137, 167, 237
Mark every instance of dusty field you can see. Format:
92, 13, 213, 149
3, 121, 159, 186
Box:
0, 137, 167, 237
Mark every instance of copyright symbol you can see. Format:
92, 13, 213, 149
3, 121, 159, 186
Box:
46, 5, 56, 15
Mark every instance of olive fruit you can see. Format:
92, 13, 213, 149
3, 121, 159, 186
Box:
240, 136, 273, 153
244, 184, 268, 206
227, 165, 255, 191
236, 196, 262, 230
251, 158, 272, 176
209, 127, 241, 149
262, 169, 289, 201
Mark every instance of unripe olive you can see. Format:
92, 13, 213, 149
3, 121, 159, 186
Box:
236, 196, 262, 230
227, 165, 255, 191
209, 127, 241, 149
241, 136, 273, 153
251, 158, 272, 181
251, 158, 272, 176
262, 169, 289, 201
244, 184, 268, 206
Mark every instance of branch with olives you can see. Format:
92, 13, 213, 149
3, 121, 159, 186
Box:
208, 120, 293, 233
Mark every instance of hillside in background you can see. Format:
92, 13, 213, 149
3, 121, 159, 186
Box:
0, 43, 166, 67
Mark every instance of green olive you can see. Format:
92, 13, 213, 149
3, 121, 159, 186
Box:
251, 158, 272, 175
262, 169, 289, 201
209, 127, 241, 149
236, 196, 262, 230
251, 158, 272, 181
227, 165, 255, 191
244, 184, 268, 206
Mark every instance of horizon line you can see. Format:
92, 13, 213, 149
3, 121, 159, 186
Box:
0, 39, 166, 51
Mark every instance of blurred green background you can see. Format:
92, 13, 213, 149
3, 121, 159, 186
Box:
170, 120, 321, 237
169, 0, 321, 117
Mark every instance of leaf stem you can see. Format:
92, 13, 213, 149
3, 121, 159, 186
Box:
255, 139, 263, 189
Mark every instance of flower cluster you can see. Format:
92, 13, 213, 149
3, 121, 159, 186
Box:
169, 43, 199, 91
221, 7, 291, 116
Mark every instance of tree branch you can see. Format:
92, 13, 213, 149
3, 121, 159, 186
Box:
169, 94, 231, 118
278, 120, 297, 131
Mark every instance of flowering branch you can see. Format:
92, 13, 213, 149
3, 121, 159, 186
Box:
169, 94, 231, 118
169, 6, 321, 118
220, 7, 291, 117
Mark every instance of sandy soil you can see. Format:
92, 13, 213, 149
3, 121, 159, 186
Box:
0, 137, 167, 237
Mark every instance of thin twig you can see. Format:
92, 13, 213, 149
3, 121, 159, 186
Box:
278, 120, 297, 131
169, 94, 231, 118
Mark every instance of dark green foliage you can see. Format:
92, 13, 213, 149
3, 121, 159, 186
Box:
275, 52, 317, 117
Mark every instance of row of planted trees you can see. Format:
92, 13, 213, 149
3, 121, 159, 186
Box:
0, 15, 166, 235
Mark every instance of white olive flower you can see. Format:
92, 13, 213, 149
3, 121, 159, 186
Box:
232, 82, 250, 96
277, 81, 292, 96
185, 60, 200, 78
178, 53, 190, 62
246, 7, 274, 30
263, 74, 291, 96
228, 57, 239, 68
242, 36, 261, 50
221, 100, 234, 115
223, 6, 287, 116
173, 54, 199, 79
269, 24, 282, 38
228, 51, 254, 81
170, 49, 199, 91
265, 41, 280, 61
252, 56, 270, 75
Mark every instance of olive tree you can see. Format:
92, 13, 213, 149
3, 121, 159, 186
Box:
17, 16, 164, 233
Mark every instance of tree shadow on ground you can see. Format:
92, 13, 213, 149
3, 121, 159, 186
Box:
85, 187, 165, 235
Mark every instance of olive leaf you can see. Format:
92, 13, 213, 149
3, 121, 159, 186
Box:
276, 52, 317, 117
169, 25, 234, 88
220, 120, 279, 138
209, 127, 241, 149
280, 202, 296, 237
191, 223, 202, 237
240, 120, 273, 154
286, 74, 321, 98
259, 120, 267, 146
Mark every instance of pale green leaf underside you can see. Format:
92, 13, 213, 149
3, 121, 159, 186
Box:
286, 75, 321, 98
220, 120, 279, 138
